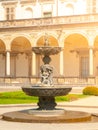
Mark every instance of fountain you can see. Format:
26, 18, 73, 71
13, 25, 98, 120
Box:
2, 34, 91, 123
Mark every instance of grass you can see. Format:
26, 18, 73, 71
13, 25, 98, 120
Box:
56, 94, 88, 102
0, 91, 89, 104
0, 91, 38, 104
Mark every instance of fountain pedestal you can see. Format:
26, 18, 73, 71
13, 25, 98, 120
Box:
38, 96, 56, 110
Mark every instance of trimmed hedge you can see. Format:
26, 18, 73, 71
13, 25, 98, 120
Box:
83, 86, 98, 96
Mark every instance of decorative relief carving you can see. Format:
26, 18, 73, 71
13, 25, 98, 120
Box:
86, 30, 96, 37
39, 0, 54, 3
3, 35, 11, 41
20, 0, 36, 5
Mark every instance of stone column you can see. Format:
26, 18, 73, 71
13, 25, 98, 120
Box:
6, 51, 10, 76
89, 48, 94, 76
32, 53, 36, 75
60, 51, 64, 75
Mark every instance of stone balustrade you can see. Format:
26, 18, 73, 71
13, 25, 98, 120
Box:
0, 14, 98, 29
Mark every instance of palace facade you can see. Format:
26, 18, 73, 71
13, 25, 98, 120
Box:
0, 0, 98, 86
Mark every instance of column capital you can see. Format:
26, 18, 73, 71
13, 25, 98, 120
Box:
89, 46, 94, 49
6, 50, 11, 53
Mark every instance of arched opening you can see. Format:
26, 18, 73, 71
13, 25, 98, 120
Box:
11, 36, 32, 78
64, 33, 89, 78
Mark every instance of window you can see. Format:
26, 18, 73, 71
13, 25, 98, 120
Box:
24, 8, 33, 19
43, 12, 52, 18
5, 7, 15, 20
80, 56, 89, 78
65, 4, 74, 15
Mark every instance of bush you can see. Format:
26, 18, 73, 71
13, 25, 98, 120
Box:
83, 86, 98, 96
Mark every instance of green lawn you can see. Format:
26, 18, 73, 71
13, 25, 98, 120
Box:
0, 91, 89, 104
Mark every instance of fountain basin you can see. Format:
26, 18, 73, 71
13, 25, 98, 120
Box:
2, 109, 91, 123
22, 85, 72, 110
32, 46, 62, 55
22, 85, 72, 97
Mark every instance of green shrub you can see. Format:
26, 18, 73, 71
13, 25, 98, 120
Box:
83, 86, 98, 96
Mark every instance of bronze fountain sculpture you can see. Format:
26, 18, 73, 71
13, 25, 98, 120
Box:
22, 35, 72, 111
2, 34, 91, 123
